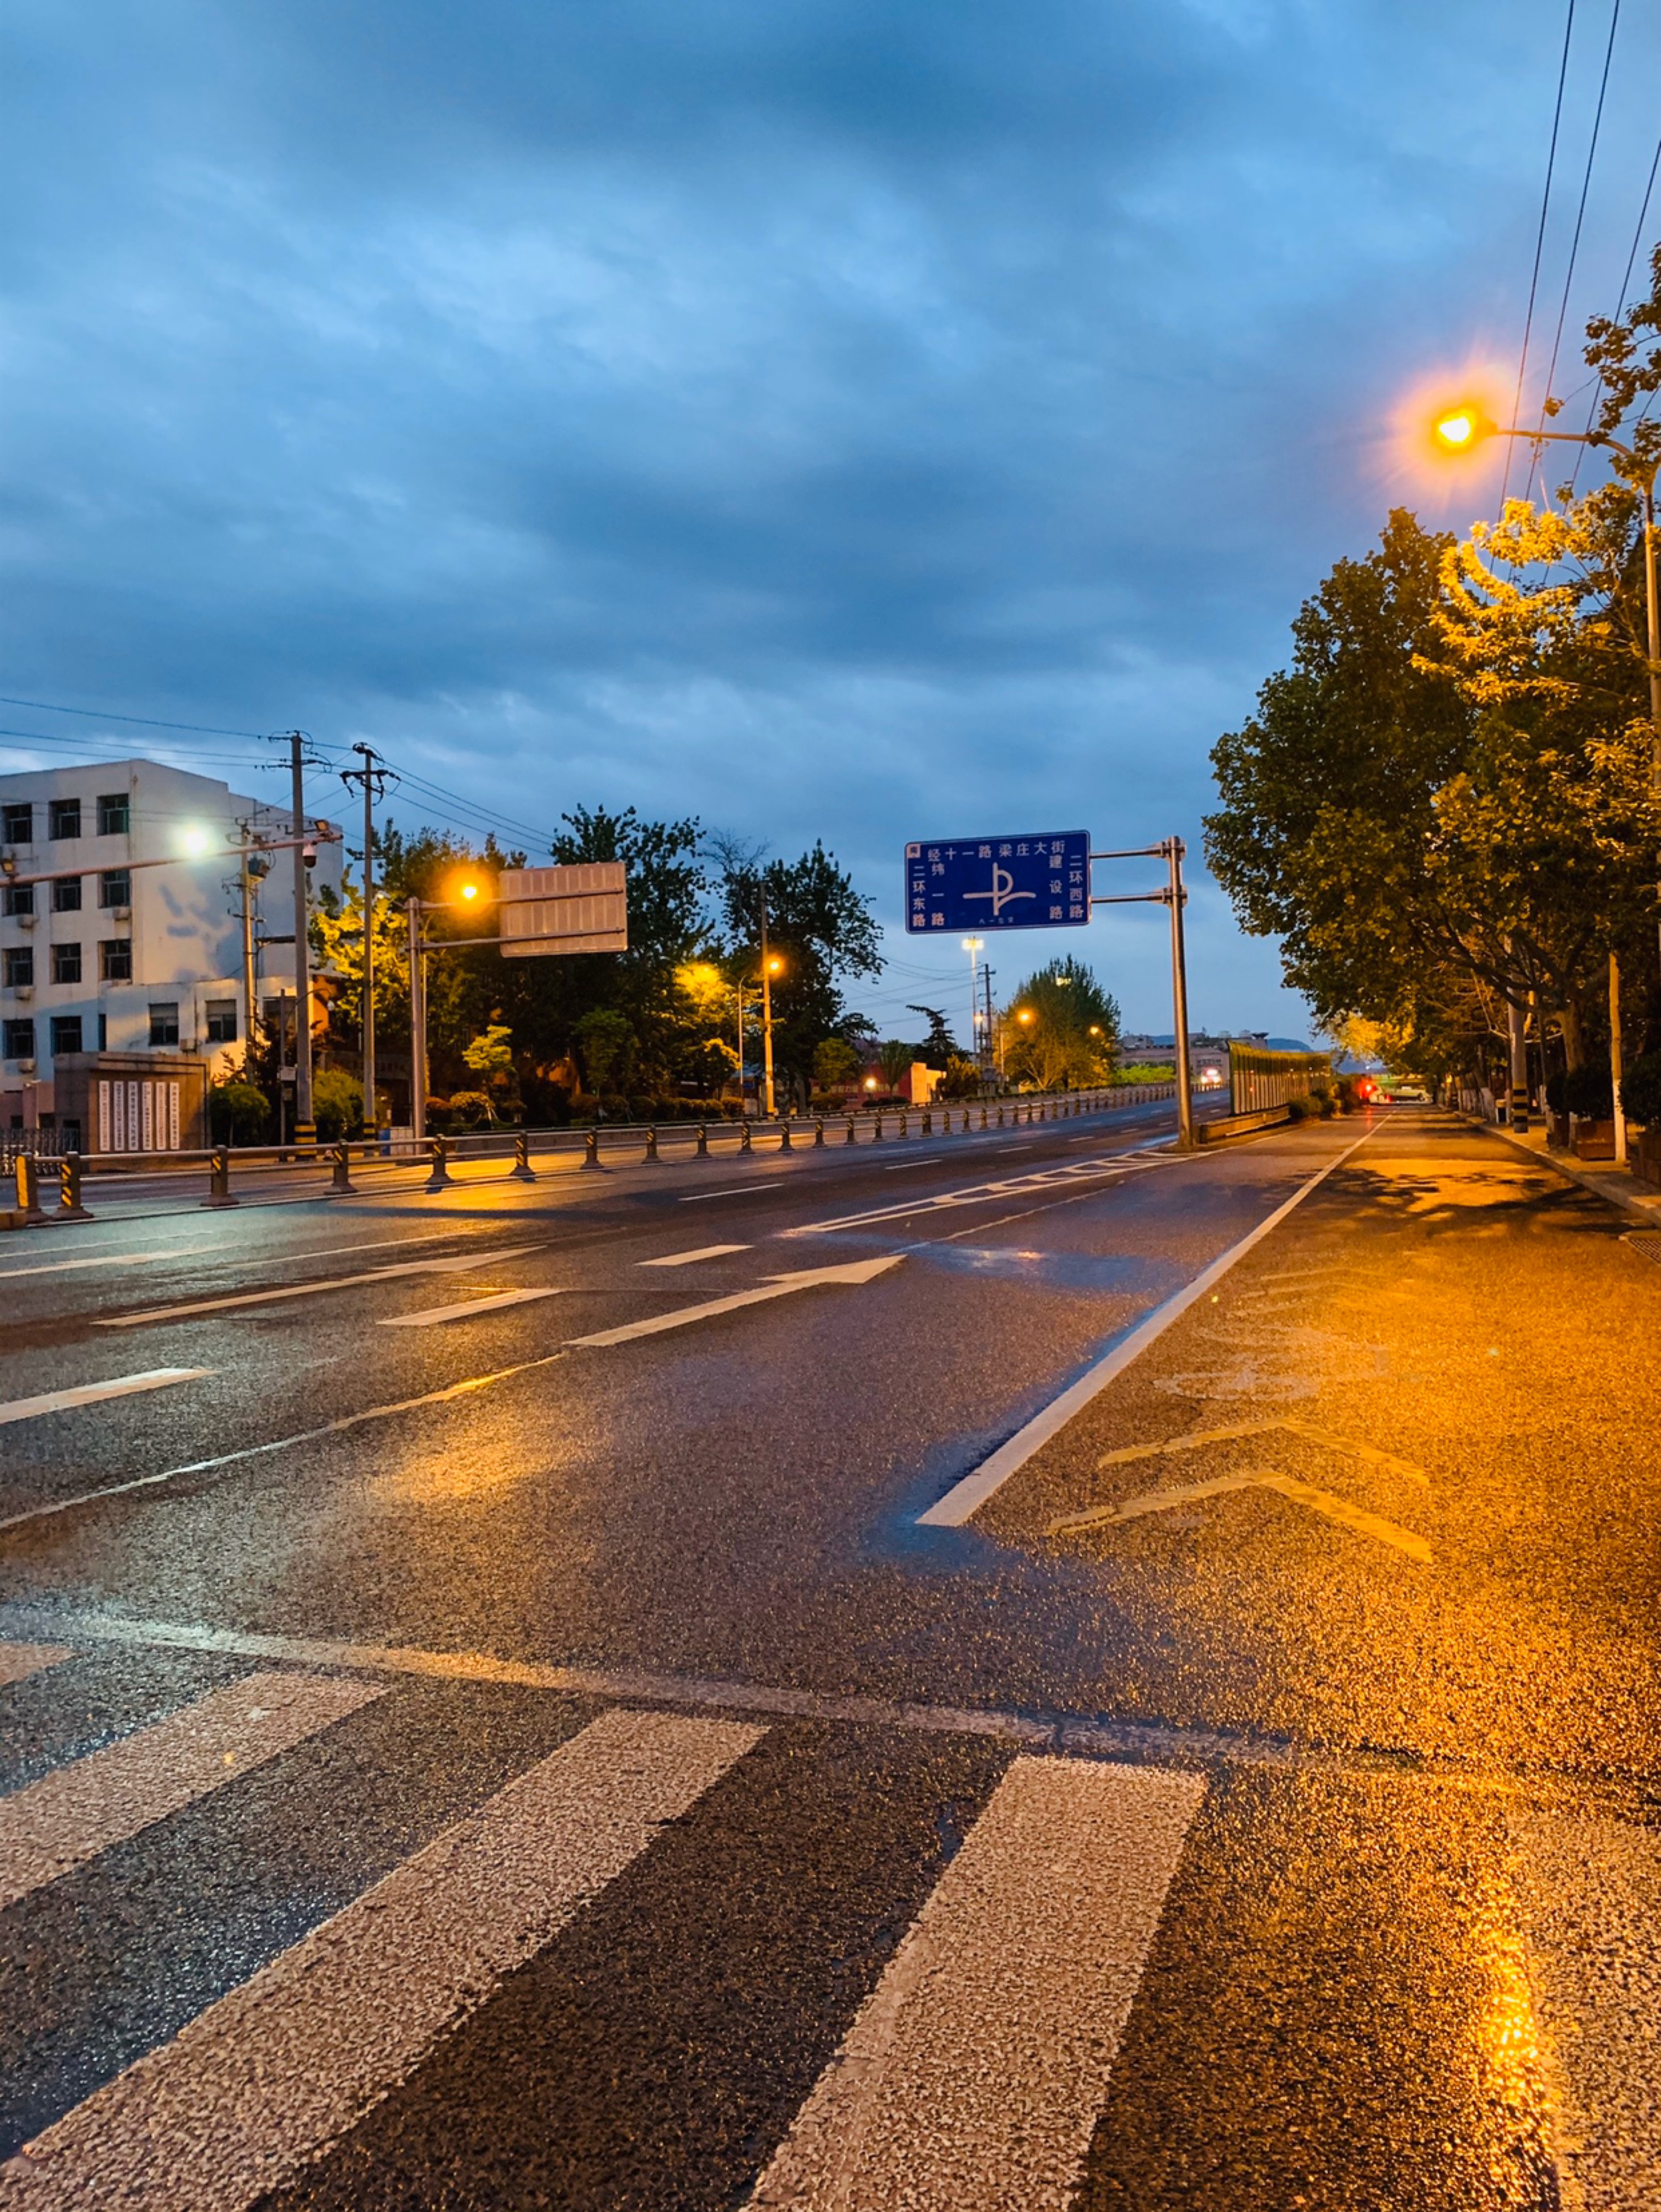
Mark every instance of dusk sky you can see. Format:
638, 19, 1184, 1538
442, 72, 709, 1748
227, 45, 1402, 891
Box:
4, 0, 1658, 1042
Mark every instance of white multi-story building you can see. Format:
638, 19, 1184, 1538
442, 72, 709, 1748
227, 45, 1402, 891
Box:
0, 757, 343, 1142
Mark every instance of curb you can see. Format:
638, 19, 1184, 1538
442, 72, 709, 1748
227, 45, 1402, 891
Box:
1468, 1116, 1661, 1226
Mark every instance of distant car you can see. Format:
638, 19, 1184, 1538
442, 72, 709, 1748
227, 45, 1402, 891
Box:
1387, 1082, 1431, 1103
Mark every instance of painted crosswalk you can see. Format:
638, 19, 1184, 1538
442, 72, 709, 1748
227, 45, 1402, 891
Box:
0, 1634, 1657, 2207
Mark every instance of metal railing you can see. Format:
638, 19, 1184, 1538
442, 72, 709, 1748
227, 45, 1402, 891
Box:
4, 1083, 1180, 1225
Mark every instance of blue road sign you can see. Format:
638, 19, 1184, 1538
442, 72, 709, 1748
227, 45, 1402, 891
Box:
905, 832, 1091, 934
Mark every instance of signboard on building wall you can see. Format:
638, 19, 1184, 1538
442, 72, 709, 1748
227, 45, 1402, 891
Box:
904, 833, 1091, 933
497, 863, 628, 955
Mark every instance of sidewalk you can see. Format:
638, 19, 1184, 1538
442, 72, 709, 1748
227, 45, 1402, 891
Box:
1475, 1114, 1661, 1225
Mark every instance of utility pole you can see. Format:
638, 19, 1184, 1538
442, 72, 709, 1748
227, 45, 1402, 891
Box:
287, 732, 315, 1142
408, 895, 428, 1143
984, 962, 997, 1078
341, 744, 394, 1139
234, 825, 270, 1075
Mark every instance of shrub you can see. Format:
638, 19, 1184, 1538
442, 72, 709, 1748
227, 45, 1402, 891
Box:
1286, 1093, 1317, 1122
596, 1093, 631, 1122
447, 1090, 492, 1128
209, 1079, 271, 1146
1620, 1051, 1661, 1129
312, 1068, 362, 1141
1563, 1064, 1614, 1119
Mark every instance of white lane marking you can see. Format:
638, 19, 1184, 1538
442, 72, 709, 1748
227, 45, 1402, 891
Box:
637, 1244, 752, 1267
1091, 1417, 1429, 1488
0, 1229, 499, 1286
1048, 1466, 1431, 1562
1513, 1810, 1661, 2205
918, 1125, 1380, 1526
0, 1369, 211, 1427
377, 1287, 563, 1328
0, 1672, 382, 1913
0, 1642, 73, 1689
1, 1709, 763, 2211
790, 1156, 1162, 1237
880, 1156, 950, 1171
750, 1756, 1203, 2210
567, 1255, 905, 1347
679, 1184, 782, 1203
995, 1144, 1035, 1153
0, 1355, 571, 1537
92, 1247, 542, 1328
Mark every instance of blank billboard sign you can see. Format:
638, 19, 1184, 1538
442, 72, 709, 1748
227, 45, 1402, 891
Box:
497, 863, 628, 956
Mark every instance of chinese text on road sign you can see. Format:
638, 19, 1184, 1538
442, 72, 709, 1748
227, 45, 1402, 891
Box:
905, 833, 1091, 933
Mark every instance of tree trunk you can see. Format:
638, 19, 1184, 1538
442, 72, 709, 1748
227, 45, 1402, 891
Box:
1558, 996, 1586, 1071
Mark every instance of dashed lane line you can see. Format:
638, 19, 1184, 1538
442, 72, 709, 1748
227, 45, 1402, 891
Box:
0, 1226, 502, 1286
750, 1756, 1204, 2211
0, 1671, 382, 1913
91, 1246, 543, 1328
637, 1244, 751, 1267
0, 1369, 211, 1426
565, 1255, 904, 1347
0, 1708, 763, 2212
917, 1125, 1380, 1528
378, 1287, 565, 1329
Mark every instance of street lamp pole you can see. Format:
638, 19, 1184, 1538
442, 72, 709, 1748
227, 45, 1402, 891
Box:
408, 895, 428, 1143
759, 889, 777, 1117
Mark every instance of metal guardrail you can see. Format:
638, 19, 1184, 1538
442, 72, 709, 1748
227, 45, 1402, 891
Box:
4, 1083, 1179, 1226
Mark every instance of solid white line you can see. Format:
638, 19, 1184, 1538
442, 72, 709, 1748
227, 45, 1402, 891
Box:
93, 1246, 541, 1328
568, 1256, 905, 1347
0, 1671, 382, 1912
917, 1125, 1379, 1526
0, 1708, 764, 2210
0, 1356, 570, 1537
378, 1287, 563, 1329
0, 1228, 496, 1285
750, 1755, 1204, 2210
637, 1244, 752, 1267
0, 1369, 211, 1427
0, 1641, 73, 1689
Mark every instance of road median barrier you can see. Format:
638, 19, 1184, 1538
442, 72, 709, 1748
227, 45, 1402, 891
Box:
1194, 1106, 1293, 1144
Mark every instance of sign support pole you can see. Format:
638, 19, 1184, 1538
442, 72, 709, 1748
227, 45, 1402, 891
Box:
1165, 836, 1194, 1151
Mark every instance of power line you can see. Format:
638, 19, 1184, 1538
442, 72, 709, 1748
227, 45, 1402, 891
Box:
0, 693, 269, 740
1537, 0, 1620, 429
1569, 121, 1661, 488
1502, 0, 1578, 513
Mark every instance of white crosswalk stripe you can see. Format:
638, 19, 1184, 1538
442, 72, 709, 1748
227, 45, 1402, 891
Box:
0, 1671, 382, 1912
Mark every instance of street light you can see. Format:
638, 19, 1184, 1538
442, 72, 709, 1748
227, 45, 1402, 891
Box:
961, 936, 984, 1071
1431, 399, 1661, 1149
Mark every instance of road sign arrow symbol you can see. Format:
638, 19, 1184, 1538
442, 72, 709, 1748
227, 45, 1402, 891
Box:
1048, 1466, 1431, 1563
568, 1254, 905, 1347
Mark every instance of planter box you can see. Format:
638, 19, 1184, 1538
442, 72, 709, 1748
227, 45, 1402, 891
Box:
1633, 1127, 1661, 1188
1572, 1118, 1616, 1161
1546, 1112, 1571, 1151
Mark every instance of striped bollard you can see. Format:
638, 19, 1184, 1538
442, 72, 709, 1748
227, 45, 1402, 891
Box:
425, 1136, 453, 1191
14, 1151, 45, 1226
329, 1141, 356, 1195
845, 1117, 857, 1145
202, 1146, 238, 1209
740, 1121, 753, 1154
645, 1126, 661, 1162
814, 1118, 826, 1147
580, 1128, 600, 1171
510, 1131, 537, 1181
55, 1151, 92, 1223
695, 1123, 709, 1157
779, 1120, 793, 1151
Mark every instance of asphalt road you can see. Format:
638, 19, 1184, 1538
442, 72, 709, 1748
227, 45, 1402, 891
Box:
1, 1097, 1658, 2207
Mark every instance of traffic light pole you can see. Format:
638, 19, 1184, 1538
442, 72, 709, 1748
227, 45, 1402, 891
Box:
1090, 836, 1195, 1150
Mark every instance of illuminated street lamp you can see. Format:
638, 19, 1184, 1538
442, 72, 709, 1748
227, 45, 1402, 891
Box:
961, 936, 985, 1070
1431, 400, 1661, 1150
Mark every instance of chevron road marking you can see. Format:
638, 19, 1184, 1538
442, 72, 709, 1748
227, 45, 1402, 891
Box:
1048, 1466, 1431, 1563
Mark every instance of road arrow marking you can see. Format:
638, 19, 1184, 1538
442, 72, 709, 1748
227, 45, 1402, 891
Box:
1048, 1466, 1431, 1562
566, 1255, 905, 1347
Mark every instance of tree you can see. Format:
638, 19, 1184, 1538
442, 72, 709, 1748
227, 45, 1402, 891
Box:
813, 1037, 862, 1091
1001, 957, 1120, 1089
878, 1038, 914, 1091
717, 840, 883, 1099
906, 1005, 958, 1068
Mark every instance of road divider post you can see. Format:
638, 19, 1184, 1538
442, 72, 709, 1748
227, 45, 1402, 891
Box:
201, 1147, 237, 1210
510, 1131, 536, 1181
425, 1136, 452, 1191
53, 1152, 92, 1223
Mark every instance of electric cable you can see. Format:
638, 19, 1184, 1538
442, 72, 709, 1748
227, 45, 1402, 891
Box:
1502, 0, 1579, 513
1537, 0, 1620, 432
1568, 123, 1661, 491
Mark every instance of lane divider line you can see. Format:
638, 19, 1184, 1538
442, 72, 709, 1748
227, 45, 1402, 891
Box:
0, 1708, 764, 2211
637, 1244, 752, 1267
378, 1288, 564, 1330
749, 1756, 1205, 2210
0, 1369, 211, 1427
0, 1671, 383, 1912
92, 1247, 543, 1329
917, 1124, 1381, 1527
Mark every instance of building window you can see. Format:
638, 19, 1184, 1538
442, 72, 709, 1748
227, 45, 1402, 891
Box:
99, 868, 131, 908
50, 1015, 83, 1056
99, 938, 132, 982
205, 998, 238, 1043
2, 802, 32, 845
4, 947, 33, 989
52, 877, 82, 913
96, 793, 130, 835
52, 942, 82, 985
49, 798, 82, 841
3, 1018, 35, 1060
3, 884, 34, 917
148, 1001, 180, 1047
98, 1012, 107, 1051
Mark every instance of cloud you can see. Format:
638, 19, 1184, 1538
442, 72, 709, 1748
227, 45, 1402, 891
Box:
2, 0, 1657, 1032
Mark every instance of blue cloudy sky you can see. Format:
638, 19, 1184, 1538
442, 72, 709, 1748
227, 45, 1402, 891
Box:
3, 0, 1657, 1041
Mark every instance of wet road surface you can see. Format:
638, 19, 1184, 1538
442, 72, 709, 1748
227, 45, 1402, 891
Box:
0, 1099, 1657, 2206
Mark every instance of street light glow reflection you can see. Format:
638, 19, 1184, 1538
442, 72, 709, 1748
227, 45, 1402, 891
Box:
177, 823, 214, 859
